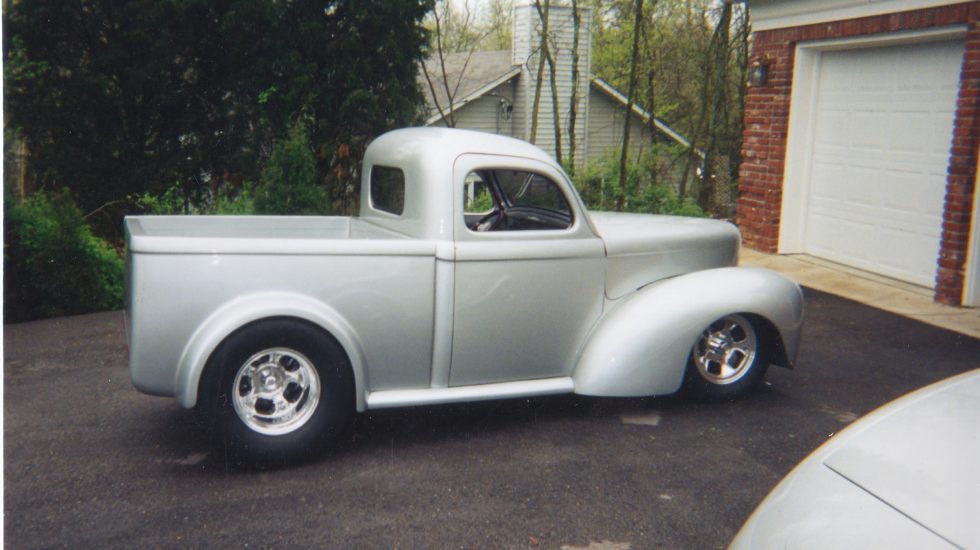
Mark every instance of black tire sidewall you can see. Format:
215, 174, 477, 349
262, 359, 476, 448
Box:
201, 319, 354, 463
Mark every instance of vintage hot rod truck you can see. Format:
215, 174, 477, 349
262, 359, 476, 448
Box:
126, 127, 803, 460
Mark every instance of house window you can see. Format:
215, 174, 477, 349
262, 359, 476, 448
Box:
370, 166, 405, 215
463, 169, 573, 232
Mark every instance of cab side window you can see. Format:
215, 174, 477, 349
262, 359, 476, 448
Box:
463, 169, 573, 232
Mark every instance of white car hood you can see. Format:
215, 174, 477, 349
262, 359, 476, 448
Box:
588, 212, 739, 298
822, 372, 980, 548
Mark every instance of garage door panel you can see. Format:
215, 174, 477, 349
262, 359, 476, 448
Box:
844, 165, 881, 206
802, 39, 964, 287
808, 217, 876, 267
808, 222, 937, 287
877, 228, 939, 286
883, 170, 945, 220
889, 113, 937, 153
851, 113, 890, 150
810, 161, 847, 201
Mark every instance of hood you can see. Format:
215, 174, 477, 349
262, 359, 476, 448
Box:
821, 370, 980, 549
588, 212, 740, 299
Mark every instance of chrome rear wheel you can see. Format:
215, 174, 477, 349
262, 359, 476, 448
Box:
200, 319, 354, 464
232, 348, 321, 436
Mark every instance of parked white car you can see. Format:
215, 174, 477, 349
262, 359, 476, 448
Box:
125, 127, 803, 460
731, 369, 980, 549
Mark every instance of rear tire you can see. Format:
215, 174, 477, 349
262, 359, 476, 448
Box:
684, 314, 769, 401
199, 319, 353, 464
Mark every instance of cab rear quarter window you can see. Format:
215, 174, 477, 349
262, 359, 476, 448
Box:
371, 166, 406, 215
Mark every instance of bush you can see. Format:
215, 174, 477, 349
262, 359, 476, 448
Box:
133, 182, 255, 215
4, 188, 124, 322
253, 126, 330, 215
572, 150, 704, 217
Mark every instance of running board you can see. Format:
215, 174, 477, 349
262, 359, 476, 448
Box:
365, 377, 575, 410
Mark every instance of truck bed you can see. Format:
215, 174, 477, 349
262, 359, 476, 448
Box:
125, 215, 431, 255
125, 214, 440, 401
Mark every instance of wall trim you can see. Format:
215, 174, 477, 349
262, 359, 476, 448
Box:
751, 0, 969, 32
965, 149, 980, 306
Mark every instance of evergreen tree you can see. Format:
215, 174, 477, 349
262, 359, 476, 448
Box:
4, 0, 431, 219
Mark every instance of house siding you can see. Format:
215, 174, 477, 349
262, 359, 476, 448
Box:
585, 87, 652, 163
512, 4, 591, 165
429, 81, 517, 136
738, 0, 980, 305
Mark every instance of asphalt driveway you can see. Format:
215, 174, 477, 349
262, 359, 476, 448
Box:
4, 288, 979, 549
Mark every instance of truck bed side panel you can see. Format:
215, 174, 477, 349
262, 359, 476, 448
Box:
128, 251, 436, 400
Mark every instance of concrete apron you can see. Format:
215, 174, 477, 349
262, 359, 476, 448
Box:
739, 248, 980, 340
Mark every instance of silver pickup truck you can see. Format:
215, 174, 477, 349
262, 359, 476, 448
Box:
126, 127, 803, 461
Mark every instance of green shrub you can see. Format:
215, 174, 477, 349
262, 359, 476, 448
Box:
213, 184, 256, 215
465, 186, 495, 212
253, 126, 330, 215
132, 184, 190, 214
4, 188, 124, 322
571, 150, 703, 217
133, 182, 255, 215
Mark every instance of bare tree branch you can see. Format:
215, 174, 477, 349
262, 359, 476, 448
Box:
421, 0, 493, 128
529, 0, 550, 144
434, 4, 458, 127
567, 0, 581, 172
535, 0, 563, 165
617, 0, 644, 211
421, 60, 452, 127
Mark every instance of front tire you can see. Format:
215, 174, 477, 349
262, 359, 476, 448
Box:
684, 314, 769, 400
200, 319, 353, 464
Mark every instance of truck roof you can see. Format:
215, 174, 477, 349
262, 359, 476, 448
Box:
365, 127, 557, 169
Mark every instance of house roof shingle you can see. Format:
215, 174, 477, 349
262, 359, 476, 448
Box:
419, 50, 518, 120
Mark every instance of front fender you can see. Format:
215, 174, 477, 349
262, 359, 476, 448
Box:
573, 267, 803, 397
174, 291, 369, 411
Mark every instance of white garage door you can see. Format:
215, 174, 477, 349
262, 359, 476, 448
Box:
803, 39, 964, 287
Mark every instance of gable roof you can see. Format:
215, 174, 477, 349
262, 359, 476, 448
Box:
420, 49, 699, 156
420, 50, 520, 125
590, 77, 702, 156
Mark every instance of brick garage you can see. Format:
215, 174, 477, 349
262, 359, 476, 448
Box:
737, 1, 980, 306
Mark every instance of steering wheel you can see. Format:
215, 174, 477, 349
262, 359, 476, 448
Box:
473, 209, 505, 232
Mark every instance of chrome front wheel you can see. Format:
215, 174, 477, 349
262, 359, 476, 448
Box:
686, 314, 769, 400
692, 314, 758, 385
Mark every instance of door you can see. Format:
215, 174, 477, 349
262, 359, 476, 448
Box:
802, 39, 964, 287
449, 154, 605, 386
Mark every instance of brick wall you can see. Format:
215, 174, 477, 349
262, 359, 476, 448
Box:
938, 10, 980, 304
737, 1, 980, 305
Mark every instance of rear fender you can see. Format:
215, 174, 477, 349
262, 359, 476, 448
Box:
174, 292, 368, 411
573, 267, 803, 397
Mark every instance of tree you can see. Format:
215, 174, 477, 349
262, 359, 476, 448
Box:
254, 125, 328, 215
533, 0, 564, 165
616, 0, 644, 211
4, 0, 431, 222
588, 0, 749, 214
528, 0, 551, 145
420, 0, 489, 128
567, 0, 583, 173
694, 0, 733, 210
481, 0, 514, 51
